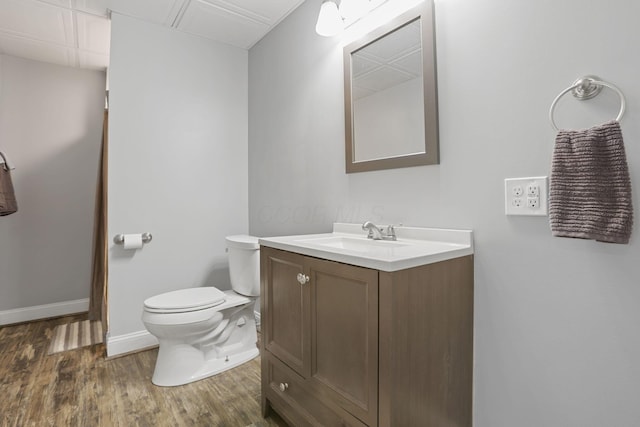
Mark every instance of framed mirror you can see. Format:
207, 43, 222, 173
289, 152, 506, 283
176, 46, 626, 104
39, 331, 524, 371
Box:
344, 2, 438, 173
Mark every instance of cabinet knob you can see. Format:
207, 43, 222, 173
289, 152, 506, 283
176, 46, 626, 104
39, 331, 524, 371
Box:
279, 382, 289, 392
296, 273, 310, 285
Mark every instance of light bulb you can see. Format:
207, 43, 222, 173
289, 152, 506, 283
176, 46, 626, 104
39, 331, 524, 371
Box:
316, 0, 343, 37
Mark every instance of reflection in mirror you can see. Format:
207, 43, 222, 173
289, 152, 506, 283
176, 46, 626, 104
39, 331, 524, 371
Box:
344, 2, 438, 173
352, 18, 424, 162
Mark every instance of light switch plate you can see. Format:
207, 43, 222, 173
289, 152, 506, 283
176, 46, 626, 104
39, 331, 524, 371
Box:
505, 176, 548, 216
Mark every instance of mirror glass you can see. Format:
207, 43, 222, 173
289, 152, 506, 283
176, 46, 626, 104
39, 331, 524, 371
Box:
344, 2, 438, 173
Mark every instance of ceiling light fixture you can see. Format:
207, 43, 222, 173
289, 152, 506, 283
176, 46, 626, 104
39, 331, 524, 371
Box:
315, 1, 344, 37
316, 0, 386, 37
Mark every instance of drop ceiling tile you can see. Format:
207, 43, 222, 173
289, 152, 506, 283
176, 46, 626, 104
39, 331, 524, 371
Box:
390, 49, 422, 77
360, 19, 421, 62
179, 0, 269, 49
72, 0, 109, 17
38, 0, 74, 8
354, 66, 413, 93
76, 12, 110, 54
106, 0, 185, 26
0, 32, 74, 67
199, 0, 304, 25
0, 0, 74, 46
77, 49, 108, 69
352, 85, 375, 100
352, 54, 381, 78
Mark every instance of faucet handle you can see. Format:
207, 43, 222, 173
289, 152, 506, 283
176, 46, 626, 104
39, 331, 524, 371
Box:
386, 225, 397, 240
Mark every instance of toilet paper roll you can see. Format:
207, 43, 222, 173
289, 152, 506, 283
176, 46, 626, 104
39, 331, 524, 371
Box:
123, 234, 144, 250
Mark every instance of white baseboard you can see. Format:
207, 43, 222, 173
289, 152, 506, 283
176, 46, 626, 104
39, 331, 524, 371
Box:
0, 298, 89, 326
107, 330, 158, 357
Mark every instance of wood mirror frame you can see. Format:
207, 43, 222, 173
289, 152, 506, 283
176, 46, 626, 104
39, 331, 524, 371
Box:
344, 1, 438, 173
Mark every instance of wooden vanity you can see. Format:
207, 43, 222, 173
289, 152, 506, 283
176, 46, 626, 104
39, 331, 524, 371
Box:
259, 226, 473, 427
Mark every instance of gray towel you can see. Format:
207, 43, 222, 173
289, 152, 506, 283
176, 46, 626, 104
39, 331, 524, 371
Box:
549, 121, 633, 244
0, 152, 18, 216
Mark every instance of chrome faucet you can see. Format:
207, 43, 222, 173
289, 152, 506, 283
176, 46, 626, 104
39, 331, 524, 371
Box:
362, 221, 397, 241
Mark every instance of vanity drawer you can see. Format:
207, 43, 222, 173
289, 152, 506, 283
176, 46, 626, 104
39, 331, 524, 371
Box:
266, 355, 368, 427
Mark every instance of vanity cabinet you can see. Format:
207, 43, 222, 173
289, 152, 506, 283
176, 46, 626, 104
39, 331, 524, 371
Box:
261, 247, 378, 426
260, 246, 473, 427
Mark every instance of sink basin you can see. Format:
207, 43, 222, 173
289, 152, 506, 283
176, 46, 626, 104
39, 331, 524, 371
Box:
259, 223, 474, 272
297, 236, 409, 252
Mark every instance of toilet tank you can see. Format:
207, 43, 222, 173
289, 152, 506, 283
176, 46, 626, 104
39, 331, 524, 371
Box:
226, 235, 260, 297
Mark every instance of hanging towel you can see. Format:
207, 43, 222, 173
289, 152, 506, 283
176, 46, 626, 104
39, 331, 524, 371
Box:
0, 151, 18, 216
549, 121, 633, 244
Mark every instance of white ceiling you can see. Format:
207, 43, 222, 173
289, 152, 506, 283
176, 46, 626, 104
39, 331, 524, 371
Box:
0, 0, 305, 71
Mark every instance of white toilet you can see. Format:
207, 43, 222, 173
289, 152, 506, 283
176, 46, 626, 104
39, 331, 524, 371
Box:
142, 235, 260, 387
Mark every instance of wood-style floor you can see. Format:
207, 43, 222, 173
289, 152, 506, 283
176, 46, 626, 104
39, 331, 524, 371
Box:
0, 314, 286, 427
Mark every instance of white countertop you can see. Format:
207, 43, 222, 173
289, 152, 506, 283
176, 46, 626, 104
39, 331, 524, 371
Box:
259, 223, 474, 272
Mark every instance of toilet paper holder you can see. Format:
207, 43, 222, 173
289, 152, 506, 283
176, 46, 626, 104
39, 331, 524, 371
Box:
113, 233, 153, 245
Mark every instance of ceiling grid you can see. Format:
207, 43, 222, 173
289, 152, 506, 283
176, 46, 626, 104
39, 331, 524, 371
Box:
0, 0, 305, 70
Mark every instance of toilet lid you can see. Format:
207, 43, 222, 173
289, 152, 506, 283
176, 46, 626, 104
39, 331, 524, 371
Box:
144, 287, 226, 311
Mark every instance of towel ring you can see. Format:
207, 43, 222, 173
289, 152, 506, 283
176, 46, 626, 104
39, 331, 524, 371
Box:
549, 75, 626, 131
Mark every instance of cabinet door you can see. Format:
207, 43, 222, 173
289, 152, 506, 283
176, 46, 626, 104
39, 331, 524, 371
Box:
261, 247, 311, 377
307, 257, 378, 427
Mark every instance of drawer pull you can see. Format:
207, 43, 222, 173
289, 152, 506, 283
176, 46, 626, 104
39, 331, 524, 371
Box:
296, 273, 310, 285
279, 382, 289, 392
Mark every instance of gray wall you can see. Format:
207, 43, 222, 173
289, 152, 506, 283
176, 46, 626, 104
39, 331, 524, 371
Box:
0, 55, 105, 315
249, 0, 640, 426
107, 14, 248, 354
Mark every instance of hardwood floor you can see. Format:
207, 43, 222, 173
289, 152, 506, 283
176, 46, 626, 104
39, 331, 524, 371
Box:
0, 314, 286, 427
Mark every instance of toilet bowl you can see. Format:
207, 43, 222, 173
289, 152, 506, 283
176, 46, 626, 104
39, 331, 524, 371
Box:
142, 235, 260, 387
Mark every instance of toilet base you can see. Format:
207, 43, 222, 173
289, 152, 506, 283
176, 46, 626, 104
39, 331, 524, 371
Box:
152, 346, 259, 387
148, 296, 260, 387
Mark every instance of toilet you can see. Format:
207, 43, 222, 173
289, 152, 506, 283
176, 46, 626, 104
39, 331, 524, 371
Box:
142, 235, 260, 387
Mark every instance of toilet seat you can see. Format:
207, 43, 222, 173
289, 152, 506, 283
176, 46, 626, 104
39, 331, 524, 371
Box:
144, 287, 226, 314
